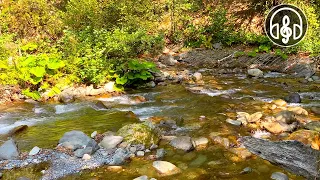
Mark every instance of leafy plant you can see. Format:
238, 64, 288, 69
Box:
275, 49, 288, 60
112, 59, 157, 88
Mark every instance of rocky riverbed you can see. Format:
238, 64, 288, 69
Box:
0, 48, 320, 180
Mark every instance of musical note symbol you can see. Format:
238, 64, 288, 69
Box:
280, 15, 292, 44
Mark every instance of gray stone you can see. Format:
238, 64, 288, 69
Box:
159, 54, 178, 66
213, 42, 222, 49
59, 131, 93, 151
271, 172, 289, 180
108, 148, 131, 165
170, 136, 194, 151
284, 93, 301, 103
312, 76, 320, 81
240, 167, 252, 174
74, 147, 93, 158
136, 151, 145, 157
248, 69, 263, 77
29, 146, 41, 156
0, 139, 19, 160
99, 135, 123, 150
156, 148, 166, 159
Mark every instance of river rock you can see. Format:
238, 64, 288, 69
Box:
152, 161, 181, 176
192, 72, 202, 82
8, 125, 28, 137
287, 107, 308, 116
59, 131, 99, 152
82, 154, 91, 160
229, 147, 252, 159
0, 139, 19, 160
286, 130, 319, 147
159, 54, 177, 66
133, 175, 148, 180
210, 135, 230, 148
284, 93, 301, 103
58, 89, 75, 103
104, 81, 116, 92
29, 146, 41, 156
272, 99, 287, 107
192, 137, 209, 148
156, 148, 166, 159
275, 111, 297, 124
261, 121, 297, 134
170, 136, 194, 151
226, 119, 241, 126
109, 148, 131, 165
136, 151, 145, 157
248, 112, 263, 123
271, 172, 289, 180
99, 135, 123, 150
248, 68, 263, 77
305, 121, 320, 132
311, 107, 320, 115
117, 123, 160, 147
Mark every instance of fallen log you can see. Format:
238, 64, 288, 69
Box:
241, 136, 320, 179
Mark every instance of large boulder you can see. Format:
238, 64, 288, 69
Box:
58, 131, 99, 153
117, 123, 160, 147
170, 136, 194, 151
0, 139, 19, 160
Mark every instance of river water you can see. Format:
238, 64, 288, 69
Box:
1, 71, 319, 179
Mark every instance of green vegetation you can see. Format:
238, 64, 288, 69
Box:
0, 0, 319, 100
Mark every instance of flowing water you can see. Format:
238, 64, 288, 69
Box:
1, 71, 319, 180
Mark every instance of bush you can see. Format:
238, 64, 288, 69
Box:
0, 0, 63, 39
60, 28, 164, 85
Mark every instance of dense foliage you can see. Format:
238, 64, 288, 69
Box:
0, 0, 319, 100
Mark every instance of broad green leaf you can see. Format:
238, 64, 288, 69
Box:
30, 66, 46, 78
116, 76, 128, 85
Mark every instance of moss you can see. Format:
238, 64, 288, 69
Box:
117, 123, 160, 147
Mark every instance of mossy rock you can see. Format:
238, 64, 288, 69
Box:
117, 123, 160, 147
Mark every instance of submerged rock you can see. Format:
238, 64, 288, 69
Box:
311, 107, 320, 115
305, 121, 320, 132
271, 172, 289, 180
0, 139, 19, 160
8, 125, 28, 137
226, 119, 241, 126
275, 111, 297, 124
133, 175, 148, 180
261, 121, 297, 134
286, 130, 320, 147
170, 136, 194, 151
152, 161, 181, 176
272, 99, 287, 107
117, 123, 160, 147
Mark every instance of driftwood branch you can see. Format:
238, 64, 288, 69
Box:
241, 136, 320, 179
